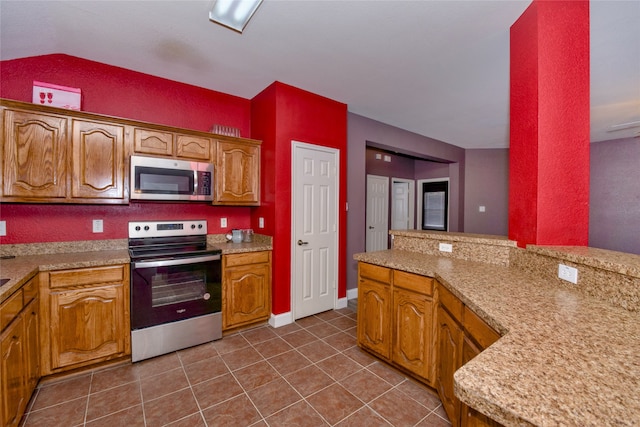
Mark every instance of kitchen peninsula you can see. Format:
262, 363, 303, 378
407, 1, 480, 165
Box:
355, 230, 640, 426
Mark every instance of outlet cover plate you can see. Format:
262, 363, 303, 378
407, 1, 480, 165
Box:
0, 221, 6, 236
439, 243, 453, 253
92, 219, 103, 233
558, 264, 578, 284
220, 218, 227, 228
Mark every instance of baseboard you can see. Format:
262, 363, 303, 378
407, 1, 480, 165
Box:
347, 287, 358, 300
336, 297, 348, 309
269, 311, 293, 328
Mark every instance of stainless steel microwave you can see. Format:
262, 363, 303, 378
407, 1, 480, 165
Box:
130, 155, 213, 201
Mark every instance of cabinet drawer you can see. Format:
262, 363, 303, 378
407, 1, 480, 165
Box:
49, 265, 126, 289
438, 283, 463, 322
393, 270, 433, 296
1, 289, 23, 331
464, 306, 500, 350
176, 134, 211, 160
22, 277, 38, 304
359, 263, 391, 284
224, 251, 270, 268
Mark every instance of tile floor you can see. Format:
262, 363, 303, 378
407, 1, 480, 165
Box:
21, 307, 451, 427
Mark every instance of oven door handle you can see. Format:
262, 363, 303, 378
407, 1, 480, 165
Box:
133, 254, 221, 269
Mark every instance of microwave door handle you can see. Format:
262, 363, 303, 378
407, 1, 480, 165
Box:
134, 254, 221, 269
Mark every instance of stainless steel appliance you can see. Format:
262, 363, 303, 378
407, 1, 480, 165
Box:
130, 155, 213, 201
128, 220, 222, 362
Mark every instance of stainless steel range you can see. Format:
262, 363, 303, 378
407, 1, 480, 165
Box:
128, 220, 222, 362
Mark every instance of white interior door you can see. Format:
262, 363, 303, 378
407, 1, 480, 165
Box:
292, 141, 338, 319
391, 178, 415, 230
366, 174, 389, 252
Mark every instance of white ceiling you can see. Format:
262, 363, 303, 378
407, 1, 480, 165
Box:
1, 0, 639, 149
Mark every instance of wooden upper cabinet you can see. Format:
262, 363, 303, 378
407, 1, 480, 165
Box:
133, 127, 174, 156
176, 134, 211, 160
133, 127, 212, 161
71, 119, 126, 200
215, 140, 260, 205
2, 109, 67, 199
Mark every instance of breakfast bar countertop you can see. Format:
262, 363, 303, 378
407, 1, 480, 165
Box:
354, 249, 640, 427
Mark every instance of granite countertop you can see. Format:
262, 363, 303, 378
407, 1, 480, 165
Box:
1, 237, 273, 304
0, 250, 130, 303
354, 249, 640, 426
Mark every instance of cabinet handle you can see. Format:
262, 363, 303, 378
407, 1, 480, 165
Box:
297, 240, 309, 246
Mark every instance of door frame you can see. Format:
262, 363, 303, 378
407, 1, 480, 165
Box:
416, 178, 450, 231
391, 177, 415, 230
290, 140, 340, 319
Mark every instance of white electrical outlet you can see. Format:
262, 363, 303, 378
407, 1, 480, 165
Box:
259, 217, 264, 228
0, 221, 6, 237
479, 205, 486, 212
92, 219, 103, 233
439, 243, 453, 253
558, 264, 578, 284
220, 218, 227, 228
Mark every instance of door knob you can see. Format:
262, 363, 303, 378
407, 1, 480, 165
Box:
368, 226, 374, 229
297, 240, 309, 246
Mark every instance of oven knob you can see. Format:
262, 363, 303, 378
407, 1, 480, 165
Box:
203, 293, 211, 301
144, 226, 150, 231
191, 224, 196, 229
135, 226, 141, 231
198, 224, 203, 229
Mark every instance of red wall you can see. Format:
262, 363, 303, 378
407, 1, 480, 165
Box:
252, 82, 348, 315
0, 54, 254, 244
509, 0, 590, 247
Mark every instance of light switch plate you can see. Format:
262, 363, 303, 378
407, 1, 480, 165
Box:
220, 218, 227, 228
259, 217, 264, 228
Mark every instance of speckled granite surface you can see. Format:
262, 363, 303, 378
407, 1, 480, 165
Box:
1, 235, 273, 304
355, 249, 640, 426
391, 230, 516, 266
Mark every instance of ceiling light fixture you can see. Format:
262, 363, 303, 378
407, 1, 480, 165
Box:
209, 0, 263, 33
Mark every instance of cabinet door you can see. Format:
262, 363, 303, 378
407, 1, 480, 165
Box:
392, 288, 433, 380
49, 284, 126, 370
437, 305, 463, 427
223, 262, 271, 330
1, 316, 26, 427
71, 119, 126, 200
2, 109, 67, 199
23, 298, 39, 396
357, 278, 392, 359
215, 141, 260, 205
133, 127, 174, 156
176, 134, 211, 160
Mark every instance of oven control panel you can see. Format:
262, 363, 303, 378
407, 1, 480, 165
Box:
128, 220, 207, 238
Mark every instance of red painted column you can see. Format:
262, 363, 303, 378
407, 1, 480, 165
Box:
509, 0, 590, 247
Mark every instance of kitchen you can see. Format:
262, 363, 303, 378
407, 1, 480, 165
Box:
1, 0, 640, 426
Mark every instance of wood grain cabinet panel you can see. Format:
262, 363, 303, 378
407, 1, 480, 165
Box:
0, 275, 39, 427
437, 305, 463, 426
42, 265, 130, 375
176, 134, 211, 160
223, 252, 272, 331
71, 119, 126, 200
2, 109, 67, 199
133, 127, 174, 156
215, 140, 260, 205
392, 287, 433, 380
357, 270, 392, 360
49, 285, 125, 369
1, 315, 25, 427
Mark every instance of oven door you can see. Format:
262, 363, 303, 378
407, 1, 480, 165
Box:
131, 254, 221, 330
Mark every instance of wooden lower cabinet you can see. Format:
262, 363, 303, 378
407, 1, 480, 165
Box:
41, 265, 130, 375
357, 263, 436, 384
357, 263, 392, 359
0, 276, 39, 427
222, 251, 272, 331
437, 282, 502, 427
